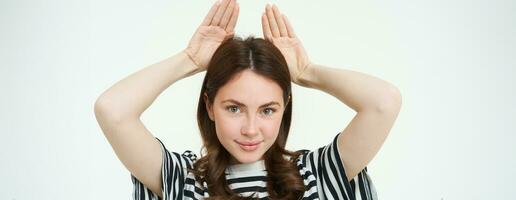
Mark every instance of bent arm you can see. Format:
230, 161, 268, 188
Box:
93, 51, 202, 197
298, 64, 400, 113
93, 0, 238, 197
95, 51, 202, 121
298, 64, 402, 181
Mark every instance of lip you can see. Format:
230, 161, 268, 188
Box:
236, 141, 262, 146
236, 141, 262, 151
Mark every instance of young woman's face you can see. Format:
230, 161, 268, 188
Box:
206, 69, 286, 164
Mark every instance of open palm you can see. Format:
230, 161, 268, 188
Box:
261, 4, 311, 84
185, 0, 239, 70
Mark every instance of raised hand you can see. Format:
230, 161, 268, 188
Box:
185, 0, 239, 70
261, 4, 311, 84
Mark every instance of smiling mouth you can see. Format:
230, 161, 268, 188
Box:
236, 141, 262, 151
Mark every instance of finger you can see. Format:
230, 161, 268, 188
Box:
272, 5, 288, 37
261, 13, 273, 41
201, 1, 220, 26
225, 2, 239, 32
265, 4, 280, 37
282, 14, 297, 38
211, 0, 231, 26
219, 0, 236, 28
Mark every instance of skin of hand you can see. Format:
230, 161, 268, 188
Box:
185, 0, 240, 71
261, 4, 312, 86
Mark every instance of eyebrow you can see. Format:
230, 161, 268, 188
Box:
221, 99, 281, 108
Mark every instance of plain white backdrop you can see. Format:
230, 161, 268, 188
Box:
1, 0, 515, 199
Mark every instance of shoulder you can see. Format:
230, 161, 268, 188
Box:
294, 149, 312, 168
154, 137, 198, 168
181, 150, 198, 163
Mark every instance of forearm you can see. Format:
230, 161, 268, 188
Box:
297, 63, 401, 113
95, 51, 203, 121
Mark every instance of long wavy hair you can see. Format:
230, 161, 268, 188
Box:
190, 36, 304, 199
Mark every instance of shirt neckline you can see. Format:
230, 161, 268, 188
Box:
225, 159, 266, 174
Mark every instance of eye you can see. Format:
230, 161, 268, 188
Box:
262, 108, 276, 116
226, 105, 240, 113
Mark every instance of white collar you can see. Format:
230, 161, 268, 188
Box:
225, 159, 266, 174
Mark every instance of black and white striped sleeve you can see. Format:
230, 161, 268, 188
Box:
131, 137, 197, 200
299, 132, 378, 200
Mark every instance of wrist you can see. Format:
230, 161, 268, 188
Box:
172, 51, 205, 79
295, 63, 318, 88
182, 50, 204, 69
182, 49, 202, 69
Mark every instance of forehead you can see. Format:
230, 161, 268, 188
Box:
215, 69, 284, 105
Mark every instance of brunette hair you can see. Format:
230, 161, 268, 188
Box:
191, 36, 304, 199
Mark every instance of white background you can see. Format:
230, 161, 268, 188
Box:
1, 0, 515, 199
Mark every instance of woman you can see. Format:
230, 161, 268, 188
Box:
94, 0, 402, 199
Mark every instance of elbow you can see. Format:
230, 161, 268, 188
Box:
375, 85, 402, 114
94, 96, 111, 115
94, 97, 123, 123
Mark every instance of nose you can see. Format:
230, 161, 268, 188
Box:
241, 116, 258, 137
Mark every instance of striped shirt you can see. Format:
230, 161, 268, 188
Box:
131, 132, 378, 200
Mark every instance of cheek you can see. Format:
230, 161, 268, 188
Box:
263, 117, 283, 137
214, 115, 241, 138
